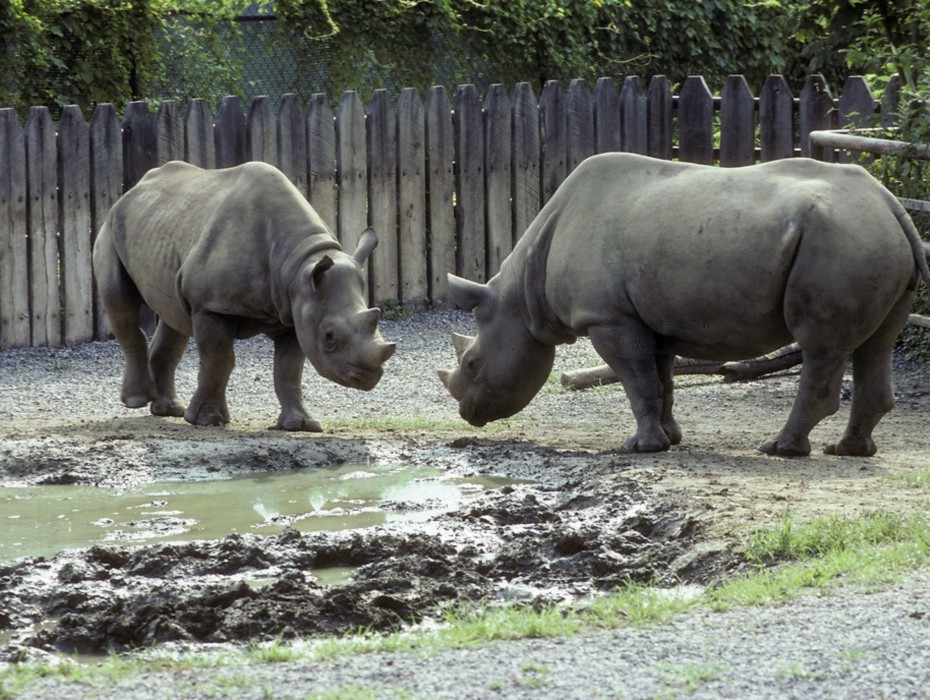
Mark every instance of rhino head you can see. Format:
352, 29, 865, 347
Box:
438, 274, 555, 426
292, 228, 395, 390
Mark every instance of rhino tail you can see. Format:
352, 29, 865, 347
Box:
890, 196, 930, 293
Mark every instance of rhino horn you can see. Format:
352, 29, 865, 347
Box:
437, 368, 459, 397
380, 341, 397, 364
357, 307, 381, 334
451, 332, 474, 363
447, 274, 491, 311
352, 228, 379, 266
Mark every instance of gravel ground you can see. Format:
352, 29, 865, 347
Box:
2, 309, 930, 698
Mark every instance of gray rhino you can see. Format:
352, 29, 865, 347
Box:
94, 160, 395, 431
439, 153, 930, 457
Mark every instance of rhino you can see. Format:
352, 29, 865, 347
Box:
93, 160, 395, 431
439, 153, 930, 457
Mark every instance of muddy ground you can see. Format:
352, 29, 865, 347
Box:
1, 310, 929, 662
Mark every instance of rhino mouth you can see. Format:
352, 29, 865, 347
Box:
336, 365, 384, 391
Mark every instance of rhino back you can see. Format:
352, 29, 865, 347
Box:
107, 161, 334, 335
528, 154, 914, 359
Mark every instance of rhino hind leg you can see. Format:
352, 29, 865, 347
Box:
759, 350, 848, 457
825, 294, 911, 457
147, 320, 188, 418
94, 230, 157, 409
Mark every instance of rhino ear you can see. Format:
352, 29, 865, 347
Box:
447, 274, 491, 311
353, 228, 379, 266
310, 255, 335, 290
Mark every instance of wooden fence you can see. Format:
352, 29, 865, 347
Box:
0, 74, 902, 349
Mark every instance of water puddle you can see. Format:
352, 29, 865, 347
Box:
0, 463, 516, 563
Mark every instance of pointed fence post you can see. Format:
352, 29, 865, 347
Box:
1, 109, 30, 348
24, 107, 59, 346
396, 88, 428, 306
425, 86, 455, 302
759, 75, 794, 162
59, 106, 94, 346
484, 84, 513, 277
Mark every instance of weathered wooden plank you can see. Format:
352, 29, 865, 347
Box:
0, 109, 30, 348
366, 89, 398, 304
154, 99, 183, 165
246, 95, 277, 165
881, 75, 902, 129
122, 100, 157, 188
215, 96, 246, 169
424, 86, 455, 302
620, 76, 648, 155
24, 107, 60, 346
306, 93, 337, 231
759, 75, 794, 162
454, 84, 486, 282
396, 88, 428, 306
484, 84, 513, 276
837, 75, 875, 163
276, 93, 308, 195
594, 77, 621, 153
336, 90, 367, 254
58, 106, 94, 345
184, 98, 215, 168
799, 74, 835, 159
678, 76, 714, 164
647, 75, 673, 160
90, 103, 123, 340
838, 75, 875, 129
720, 75, 755, 166
512, 82, 541, 244
566, 78, 594, 173
539, 81, 567, 204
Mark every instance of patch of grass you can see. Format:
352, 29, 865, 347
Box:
900, 469, 930, 490
655, 660, 727, 694
379, 299, 414, 321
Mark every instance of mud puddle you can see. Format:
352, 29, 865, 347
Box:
1, 463, 517, 562
0, 439, 730, 661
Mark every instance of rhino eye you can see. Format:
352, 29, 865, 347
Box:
323, 330, 339, 353
464, 357, 482, 379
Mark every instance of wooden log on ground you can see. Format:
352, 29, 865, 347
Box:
560, 343, 804, 390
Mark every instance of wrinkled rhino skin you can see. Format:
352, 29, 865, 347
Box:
94, 160, 395, 431
439, 153, 930, 457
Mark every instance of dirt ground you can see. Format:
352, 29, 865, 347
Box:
1, 313, 929, 662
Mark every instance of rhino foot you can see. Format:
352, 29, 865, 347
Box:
824, 437, 877, 457
275, 408, 324, 432
150, 397, 185, 418
758, 435, 811, 458
619, 431, 672, 454
184, 405, 229, 427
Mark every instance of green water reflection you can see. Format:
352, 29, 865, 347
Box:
1, 464, 513, 562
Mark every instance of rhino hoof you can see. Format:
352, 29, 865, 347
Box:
276, 410, 324, 432
151, 397, 185, 418
185, 407, 229, 427
758, 436, 811, 458
824, 437, 877, 457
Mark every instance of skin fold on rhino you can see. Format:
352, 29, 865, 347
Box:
93, 160, 395, 431
438, 153, 930, 457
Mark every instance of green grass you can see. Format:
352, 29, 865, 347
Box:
4, 509, 930, 695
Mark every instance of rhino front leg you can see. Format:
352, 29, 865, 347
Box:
589, 322, 675, 453
147, 320, 188, 418
271, 330, 323, 432
759, 349, 847, 457
185, 311, 235, 427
